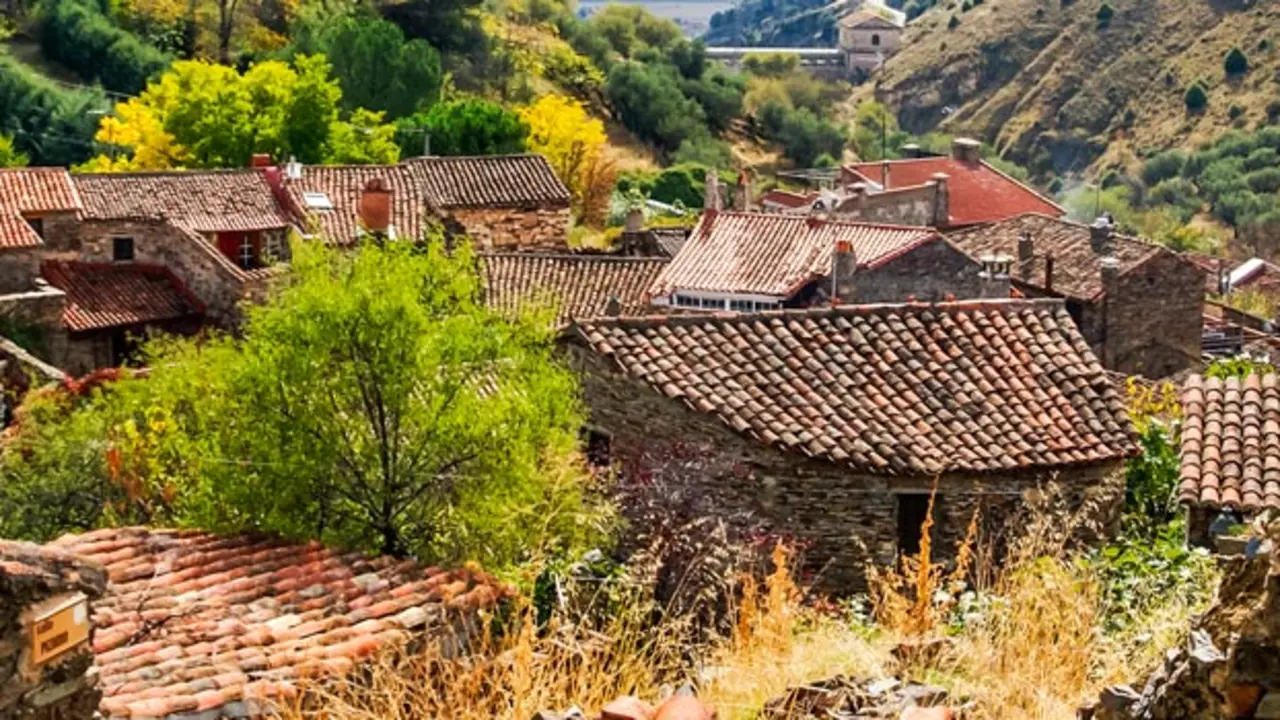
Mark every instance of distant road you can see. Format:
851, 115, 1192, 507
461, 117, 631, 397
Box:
577, 0, 737, 36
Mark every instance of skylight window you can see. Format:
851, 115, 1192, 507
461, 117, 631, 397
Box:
303, 191, 333, 210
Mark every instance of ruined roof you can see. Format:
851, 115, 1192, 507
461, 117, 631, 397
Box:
403, 154, 571, 209
480, 253, 667, 326
0, 167, 81, 249
842, 158, 1063, 226
1179, 373, 1280, 512
947, 213, 1163, 301
47, 527, 510, 720
73, 171, 293, 232
572, 299, 1134, 475
41, 261, 205, 332
760, 189, 817, 210
282, 165, 428, 243
650, 211, 938, 298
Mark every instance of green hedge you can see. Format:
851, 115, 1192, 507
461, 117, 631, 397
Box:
39, 0, 170, 94
0, 52, 101, 166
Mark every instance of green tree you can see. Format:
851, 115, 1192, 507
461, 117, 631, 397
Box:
317, 14, 443, 119
0, 133, 28, 167
325, 108, 401, 164
1, 239, 599, 565
1140, 150, 1186, 186
776, 106, 844, 167
38, 0, 170, 95
422, 98, 528, 156
1224, 47, 1248, 76
589, 4, 681, 58
850, 101, 907, 161
1185, 82, 1208, 112
606, 60, 708, 153
1095, 2, 1113, 28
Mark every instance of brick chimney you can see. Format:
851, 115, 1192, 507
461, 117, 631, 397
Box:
358, 178, 392, 236
881, 159, 891, 190
830, 239, 857, 303
930, 172, 949, 227
951, 137, 982, 164
0, 541, 106, 720
250, 153, 272, 168
1100, 255, 1121, 368
732, 170, 751, 211
1017, 230, 1034, 279
901, 143, 921, 159
978, 254, 1012, 298
624, 205, 644, 233
704, 170, 722, 211
1044, 252, 1055, 292
1090, 215, 1115, 254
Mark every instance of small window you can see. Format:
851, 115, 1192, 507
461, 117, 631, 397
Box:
674, 294, 699, 308
871, 33, 881, 46
113, 237, 135, 262
897, 493, 936, 557
699, 297, 724, 310
238, 236, 257, 270
303, 191, 334, 210
730, 299, 752, 312
26, 217, 44, 239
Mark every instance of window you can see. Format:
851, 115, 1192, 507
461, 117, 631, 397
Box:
674, 294, 700, 308
238, 236, 257, 270
303, 191, 334, 210
699, 297, 724, 310
112, 237, 135, 262
730, 299, 752, 312
871, 33, 881, 46
26, 217, 43, 239
897, 493, 936, 557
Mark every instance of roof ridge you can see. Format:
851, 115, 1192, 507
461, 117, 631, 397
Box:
709, 210, 939, 235
479, 252, 669, 264
72, 168, 269, 179
405, 153, 541, 162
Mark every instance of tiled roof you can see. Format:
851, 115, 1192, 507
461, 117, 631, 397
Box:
1179, 374, 1280, 512
480, 253, 667, 326
73, 171, 292, 232
48, 527, 511, 720
403, 154, 571, 209
41, 261, 205, 332
0, 167, 80, 249
1230, 258, 1280, 302
760, 189, 817, 209
842, 158, 1063, 226
651, 227, 689, 258
650, 211, 938, 298
573, 299, 1134, 475
947, 213, 1163, 301
282, 165, 427, 243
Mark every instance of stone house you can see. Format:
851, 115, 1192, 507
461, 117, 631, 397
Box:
648, 210, 997, 312
949, 212, 1207, 379
0, 527, 508, 720
1178, 373, 1280, 547
838, 8, 905, 71
479, 253, 668, 327
564, 299, 1135, 589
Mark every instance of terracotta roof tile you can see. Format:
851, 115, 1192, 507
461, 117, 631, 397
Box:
48, 527, 510, 720
0, 167, 80, 249
842, 158, 1062, 226
403, 154, 570, 209
480, 253, 667, 326
1178, 373, 1280, 512
41, 261, 205, 332
574, 299, 1135, 475
0, 213, 41, 250
760, 189, 817, 209
283, 165, 426, 243
73, 171, 292, 232
651, 211, 938, 299
947, 213, 1166, 301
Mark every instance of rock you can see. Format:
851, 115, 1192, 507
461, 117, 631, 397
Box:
602, 696, 656, 720
1256, 692, 1280, 720
653, 696, 716, 720
866, 678, 901, 697
1186, 629, 1223, 666
1098, 685, 1140, 711
898, 684, 948, 707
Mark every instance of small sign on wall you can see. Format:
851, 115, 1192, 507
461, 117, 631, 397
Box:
28, 593, 90, 666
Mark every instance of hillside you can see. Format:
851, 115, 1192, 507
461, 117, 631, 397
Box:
860, 0, 1280, 178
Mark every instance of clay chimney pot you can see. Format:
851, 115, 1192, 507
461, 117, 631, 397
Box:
358, 177, 392, 234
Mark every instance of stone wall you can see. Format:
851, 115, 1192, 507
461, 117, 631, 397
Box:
0, 250, 42, 296
565, 343, 1125, 591
832, 183, 942, 227
71, 219, 248, 323
446, 206, 571, 252
29, 213, 81, 256
851, 239, 985, 303
0, 541, 105, 720
1105, 252, 1205, 379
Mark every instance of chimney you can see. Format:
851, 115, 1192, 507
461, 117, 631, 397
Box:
951, 137, 982, 164
881, 159, 891, 190
704, 170, 722, 211
1090, 215, 1114, 254
605, 295, 622, 316
901, 143, 921, 159
250, 153, 272, 168
1100, 255, 1121, 295
978, 254, 1012, 298
733, 170, 750, 211
1044, 252, 1055, 292
285, 156, 302, 181
930, 172, 949, 227
1100, 255, 1121, 368
0, 541, 106, 720
624, 205, 644, 233
830, 239, 857, 303
358, 177, 392, 235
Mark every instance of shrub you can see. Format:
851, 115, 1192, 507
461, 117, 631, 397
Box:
605, 60, 709, 153
1140, 150, 1186, 186
422, 98, 529, 156
1267, 100, 1280, 124
38, 0, 170, 94
1224, 47, 1248, 75
672, 136, 733, 166
1095, 2, 1114, 28
1246, 167, 1280, 194
1184, 82, 1208, 112
1229, 104, 1245, 120
948, 14, 960, 29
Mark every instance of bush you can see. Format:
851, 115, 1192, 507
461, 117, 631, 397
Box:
1095, 2, 1113, 28
38, 0, 169, 94
775, 106, 845, 167
422, 98, 529, 156
1268, 101, 1280, 124
679, 67, 745, 132
606, 60, 709, 153
1244, 147, 1280, 172
1224, 47, 1248, 75
1229, 104, 1245, 120
948, 14, 960, 29
672, 137, 732, 166
0, 54, 100, 166
1184, 82, 1208, 112
1246, 167, 1280, 194
1140, 150, 1186, 186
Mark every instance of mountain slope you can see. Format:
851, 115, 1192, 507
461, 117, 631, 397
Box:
859, 0, 1280, 178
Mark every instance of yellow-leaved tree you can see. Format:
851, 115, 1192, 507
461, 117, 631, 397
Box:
518, 94, 614, 227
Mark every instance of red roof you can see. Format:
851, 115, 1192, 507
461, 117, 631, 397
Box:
1179, 374, 1280, 512
760, 189, 817, 209
48, 527, 511, 720
0, 168, 80, 249
282, 165, 428, 243
41, 261, 205, 332
650, 211, 938, 298
841, 157, 1063, 226
73, 171, 292, 233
